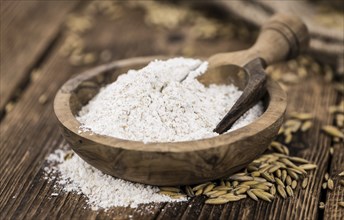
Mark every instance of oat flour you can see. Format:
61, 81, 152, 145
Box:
77, 57, 263, 143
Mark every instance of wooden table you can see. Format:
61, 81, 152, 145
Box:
1, 1, 343, 219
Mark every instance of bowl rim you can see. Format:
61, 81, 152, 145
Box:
54, 56, 287, 153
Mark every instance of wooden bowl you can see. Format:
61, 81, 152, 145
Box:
54, 56, 287, 186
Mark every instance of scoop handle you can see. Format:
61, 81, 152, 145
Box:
249, 13, 309, 65
208, 13, 309, 67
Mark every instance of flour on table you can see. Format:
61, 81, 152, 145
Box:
77, 57, 263, 143
44, 148, 185, 210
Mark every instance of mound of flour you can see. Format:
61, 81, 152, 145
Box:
77, 57, 263, 143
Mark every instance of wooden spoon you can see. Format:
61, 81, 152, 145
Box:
53, 14, 309, 186
208, 13, 309, 134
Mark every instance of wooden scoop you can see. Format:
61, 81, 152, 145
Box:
208, 14, 309, 134
54, 13, 309, 186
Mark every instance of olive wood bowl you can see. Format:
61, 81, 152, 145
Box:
54, 56, 287, 186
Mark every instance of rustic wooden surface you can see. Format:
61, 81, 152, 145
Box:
0, 0, 79, 117
0, 1, 343, 219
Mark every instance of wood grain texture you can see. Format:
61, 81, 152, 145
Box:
224, 76, 338, 220
1, 1, 342, 219
324, 133, 344, 219
0, 0, 78, 114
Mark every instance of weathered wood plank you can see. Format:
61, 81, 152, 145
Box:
180, 197, 206, 220
324, 125, 344, 219
183, 73, 336, 220
218, 75, 336, 220
0, 0, 78, 115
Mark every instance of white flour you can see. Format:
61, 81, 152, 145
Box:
77, 57, 263, 143
45, 148, 185, 210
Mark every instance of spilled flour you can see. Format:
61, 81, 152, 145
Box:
44, 147, 185, 210
77, 57, 264, 143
